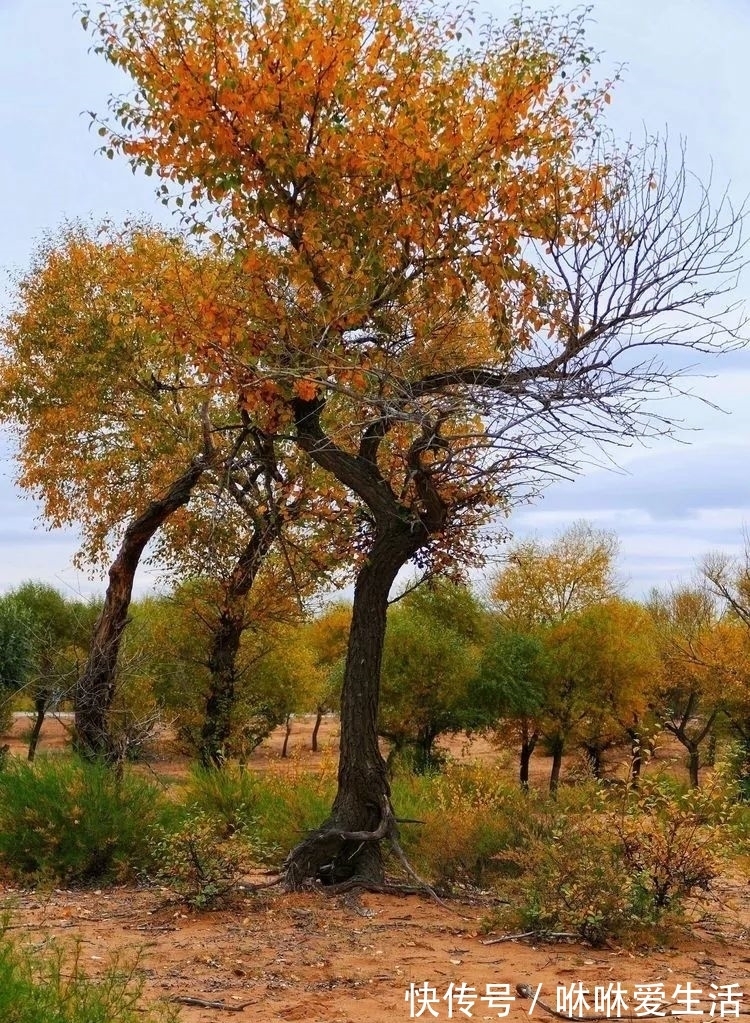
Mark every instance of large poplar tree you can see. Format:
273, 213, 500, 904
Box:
72, 0, 749, 882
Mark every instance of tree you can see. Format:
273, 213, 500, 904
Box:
301, 603, 351, 752
556, 598, 659, 783
0, 225, 227, 758
488, 523, 620, 790
0, 596, 34, 733
649, 586, 732, 788
379, 581, 486, 772
84, 0, 747, 882
5, 584, 99, 760
473, 627, 546, 788
0, 224, 346, 762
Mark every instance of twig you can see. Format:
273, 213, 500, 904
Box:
482, 931, 537, 944
169, 996, 253, 1012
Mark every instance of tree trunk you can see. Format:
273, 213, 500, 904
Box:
519, 723, 538, 790
284, 523, 422, 885
549, 738, 564, 794
27, 694, 48, 762
200, 609, 244, 769
413, 730, 438, 774
583, 743, 604, 780
281, 713, 292, 758
311, 705, 323, 752
199, 515, 279, 769
75, 458, 209, 761
687, 742, 700, 789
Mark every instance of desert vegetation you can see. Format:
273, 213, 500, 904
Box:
0, 0, 749, 1016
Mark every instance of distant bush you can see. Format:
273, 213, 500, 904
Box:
0, 923, 177, 1023
0, 758, 170, 883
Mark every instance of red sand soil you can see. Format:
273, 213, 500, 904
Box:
2, 714, 749, 1022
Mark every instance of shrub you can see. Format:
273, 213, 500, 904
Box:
0, 924, 177, 1023
150, 809, 250, 909
0, 758, 170, 883
485, 779, 732, 946
486, 810, 642, 945
392, 762, 535, 886
613, 780, 730, 912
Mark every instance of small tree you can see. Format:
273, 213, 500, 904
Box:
473, 627, 546, 788
379, 581, 486, 772
649, 586, 731, 788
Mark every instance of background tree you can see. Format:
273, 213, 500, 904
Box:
85, 0, 748, 883
300, 603, 351, 752
0, 595, 34, 733
473, 627, 547, 788
488, 523, 620, 789
649, 585, 732, 788
378, 581, 486, 773
6, 584, 100, 760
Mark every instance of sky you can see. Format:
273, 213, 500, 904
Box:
0, 0, 749, 598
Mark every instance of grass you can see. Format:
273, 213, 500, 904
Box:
0, 923, 177, 1023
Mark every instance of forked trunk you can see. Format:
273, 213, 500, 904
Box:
285, 524, 422, 885
75, 459, 208, 761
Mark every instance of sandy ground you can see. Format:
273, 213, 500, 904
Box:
1, 715, 749, 1021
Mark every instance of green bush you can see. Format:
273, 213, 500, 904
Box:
183, 765, 335, 865
0, 758, 170, 883
0, 924, 177, 1023
150, 809, 249, 909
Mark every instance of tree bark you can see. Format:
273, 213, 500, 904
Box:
199, 515, 279, 769
285, 523, 423, 885
281, 713, 292, 758
519, 724, 538, 790
74, 457, 209, 761
311, 705, 323, 752
687, 742, 700, 789
549, 738, 564, 794
27, 694, 48, 762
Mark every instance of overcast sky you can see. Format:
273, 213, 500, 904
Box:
0, 0, 749, 598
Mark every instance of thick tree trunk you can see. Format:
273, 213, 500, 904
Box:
199, 517, 278, 769
27, 695, 48, 762
285, 524, 422, 885
75, 458, 208, 761
311, 705, 323, 752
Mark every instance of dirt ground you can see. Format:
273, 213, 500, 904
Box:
2, 715, 750, 1022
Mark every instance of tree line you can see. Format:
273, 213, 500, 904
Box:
3, 522, 749, 798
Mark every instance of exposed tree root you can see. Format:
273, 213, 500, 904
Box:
282, 797, 471, 918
